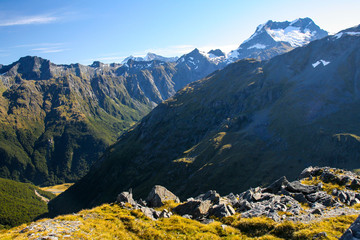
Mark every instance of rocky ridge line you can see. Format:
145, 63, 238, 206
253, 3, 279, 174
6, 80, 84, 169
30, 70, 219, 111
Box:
116, 167, 360, 223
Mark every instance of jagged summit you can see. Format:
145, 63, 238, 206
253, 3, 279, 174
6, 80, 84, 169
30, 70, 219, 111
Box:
208, 49, 225, 57
143, 52, 178, 62
0, 55, 54, 80
90, 61, 108, 68
227, 17, 328, 62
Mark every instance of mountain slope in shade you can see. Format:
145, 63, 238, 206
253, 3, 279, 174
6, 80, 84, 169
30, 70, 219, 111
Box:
227, 17, 328, 62
49, 25, 360, 215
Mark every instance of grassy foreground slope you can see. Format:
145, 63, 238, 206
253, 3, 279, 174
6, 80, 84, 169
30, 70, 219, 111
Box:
0, 203, 356, 239
3, 167, 360, 239
0, 178, 55, 229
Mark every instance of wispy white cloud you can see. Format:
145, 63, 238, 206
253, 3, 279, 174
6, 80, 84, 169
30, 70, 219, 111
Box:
31, 47, 68, 53
0, 15, 58, 27
10, 42, 68, 54
12, 42, 65, 48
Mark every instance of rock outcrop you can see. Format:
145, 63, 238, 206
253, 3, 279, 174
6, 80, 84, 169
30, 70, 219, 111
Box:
145, 185, 180, 207
115, 167, 360, 223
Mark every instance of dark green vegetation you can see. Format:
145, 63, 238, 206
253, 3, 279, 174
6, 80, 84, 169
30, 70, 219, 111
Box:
0, 51, 222, 186
49, 25, 360, 216
0, 177, 55, 229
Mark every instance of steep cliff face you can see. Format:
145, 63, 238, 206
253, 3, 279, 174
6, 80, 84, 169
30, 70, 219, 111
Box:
48, 25, 360, 214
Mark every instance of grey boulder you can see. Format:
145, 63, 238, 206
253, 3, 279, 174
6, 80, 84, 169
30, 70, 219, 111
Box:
146, 185, 180, 207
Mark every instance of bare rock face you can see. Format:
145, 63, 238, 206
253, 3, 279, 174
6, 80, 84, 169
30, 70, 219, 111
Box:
340, 215, 360, 240
145, 185, 180, 207
209, 204, 235, 218
116, 190, 136, 206
173, 200, 212, 219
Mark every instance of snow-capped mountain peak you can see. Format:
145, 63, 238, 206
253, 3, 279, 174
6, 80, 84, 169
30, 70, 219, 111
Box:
143, 52, 178, 62
121, 53, 178, 64
227, 17, 328, 62
121, 55, 144, 64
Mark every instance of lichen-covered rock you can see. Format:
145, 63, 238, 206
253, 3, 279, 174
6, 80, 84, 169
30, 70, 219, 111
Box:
159, 209, 172, 218
306, 191, 334, 207
116, 190, 136, 206
320, 171, 342, 184
263, 176, 290, 194
209, 204, 235, 218
145, 185, 180, 207
140, 207, 161, 220
173, 200, 211, 219
299, 166, 324, 179
350, 179, 360, 190
286, 181, 319, 194
195, 190, 220, 204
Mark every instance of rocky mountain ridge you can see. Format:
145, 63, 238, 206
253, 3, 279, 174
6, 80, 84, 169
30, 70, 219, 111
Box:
48, 24, 360, 214
113, 166, 360, 223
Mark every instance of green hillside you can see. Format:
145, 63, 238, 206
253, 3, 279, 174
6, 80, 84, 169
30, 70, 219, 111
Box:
0, 177, 55, 229
0, 57, 152, 185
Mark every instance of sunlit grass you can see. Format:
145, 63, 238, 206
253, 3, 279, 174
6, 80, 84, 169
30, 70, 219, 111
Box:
1, 203, 355, 239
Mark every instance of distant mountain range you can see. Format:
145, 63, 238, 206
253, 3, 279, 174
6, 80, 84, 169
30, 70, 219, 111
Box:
121, 53, 179, 63
0, 18, 327, 186
49, 24, 360, 216
121, 17, 328, 64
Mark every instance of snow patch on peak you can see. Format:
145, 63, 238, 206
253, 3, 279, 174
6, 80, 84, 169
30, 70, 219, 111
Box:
266, 26, 314, 47
346, 32, 360, 36
207, 53, 218, 58
333, 31, 360, 40
121, 55, 144, 64
312, 59, 330, 68
321, 60, 330, 66
247, 44, 267, 50
334, 32, 343, 39
198, 50, 226, 65
226, 50, 240, 60
256, 22, 266, 32
312, 61, 321, 68
242, 22, 268, 45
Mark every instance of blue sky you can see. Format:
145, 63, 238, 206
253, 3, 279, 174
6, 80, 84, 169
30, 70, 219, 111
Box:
1, 0, 359, 65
